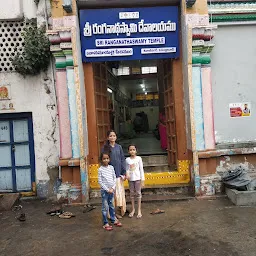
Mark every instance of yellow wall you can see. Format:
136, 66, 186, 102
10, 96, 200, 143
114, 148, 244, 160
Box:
185, 0, 208, 15
51, 0, 208, 18
51, 0, 77, 18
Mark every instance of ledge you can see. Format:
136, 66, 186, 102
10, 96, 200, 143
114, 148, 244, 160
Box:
77, 0, 180, 8
59, 158, 80, 166
198, 147, 256, 159
210, 14, 256, 22
208, 0, 256, 2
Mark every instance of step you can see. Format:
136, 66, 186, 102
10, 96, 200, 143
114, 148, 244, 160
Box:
141, 155, 168, 167
89, 194, 194, 206
89, 183, 193, 199
0, 193, 20, 211
144, 165, 174, 173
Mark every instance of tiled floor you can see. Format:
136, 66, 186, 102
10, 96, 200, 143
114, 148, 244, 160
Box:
119, 132, 167, 156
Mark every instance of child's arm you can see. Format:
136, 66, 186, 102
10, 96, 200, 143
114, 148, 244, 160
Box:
139, 157, 145, 185
125, 158, 130, 180
98, 168, 110, 192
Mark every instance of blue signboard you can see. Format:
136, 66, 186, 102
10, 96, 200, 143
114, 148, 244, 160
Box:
79, 6, 179, 62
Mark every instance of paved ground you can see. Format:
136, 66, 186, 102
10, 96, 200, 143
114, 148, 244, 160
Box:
0, 197, 256, 256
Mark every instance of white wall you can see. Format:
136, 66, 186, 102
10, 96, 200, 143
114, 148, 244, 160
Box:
23, 0, 37, 19
211, 25, 256, 144
0, 69, 59, 183
0, 0, 37, 20
119, 83, 131, 98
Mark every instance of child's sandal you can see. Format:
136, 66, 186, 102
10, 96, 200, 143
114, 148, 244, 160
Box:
103, 224, 113, 231
114, 221, 122, 227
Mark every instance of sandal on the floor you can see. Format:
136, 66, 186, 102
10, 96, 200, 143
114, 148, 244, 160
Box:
137, 214, 142, 219
17, 213, 26, 222
113, 221, 122, 227
62, 211, 75, 217
103, 224, 113, 231
150, 209, 165, 215
59, 214, 71, 219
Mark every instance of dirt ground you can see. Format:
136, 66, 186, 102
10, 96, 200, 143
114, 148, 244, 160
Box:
0, 197, 256, 256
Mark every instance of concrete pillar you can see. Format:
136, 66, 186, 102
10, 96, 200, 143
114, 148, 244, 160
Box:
192, 65, 205, 151
201, 66, 215, 149
55, 71, 72, 159
66, 68, 80, 158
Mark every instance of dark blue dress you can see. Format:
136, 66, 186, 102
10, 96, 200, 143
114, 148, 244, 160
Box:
102, 143, 126, 178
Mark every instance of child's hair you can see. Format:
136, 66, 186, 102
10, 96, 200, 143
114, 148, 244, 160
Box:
103, 130, 117, 154
99, 151, 110, 163
128, 144, 137, 151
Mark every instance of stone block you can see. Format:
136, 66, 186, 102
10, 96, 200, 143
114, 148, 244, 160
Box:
0, 193, 20, 211
37, 180, 49, 199
226, 188, 256, 206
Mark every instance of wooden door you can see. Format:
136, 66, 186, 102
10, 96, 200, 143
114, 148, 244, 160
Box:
162, 59, 177, 167
93, 63, 110, 152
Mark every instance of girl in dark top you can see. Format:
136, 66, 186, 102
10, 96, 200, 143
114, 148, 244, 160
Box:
103, 130, 126, 218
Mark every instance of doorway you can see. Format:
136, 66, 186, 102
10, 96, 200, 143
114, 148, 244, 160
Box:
0, 113, 35, 192
110, 60, 169, 157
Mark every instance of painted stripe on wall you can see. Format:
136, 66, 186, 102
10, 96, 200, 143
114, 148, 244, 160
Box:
201, 66, 215, 149
56, 71, 72, 158
192, 65, 205, 150
67, 68, 80, 158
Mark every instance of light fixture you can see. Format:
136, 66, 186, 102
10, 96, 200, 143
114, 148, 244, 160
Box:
143, 88, 145, 91
107, 88, 113, 93
145, 92, 147, 95
140, 84, 145, 88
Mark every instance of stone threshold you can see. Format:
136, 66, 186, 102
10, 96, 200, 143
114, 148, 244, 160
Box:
89, 194, 195, 206
198, 147, 256, 159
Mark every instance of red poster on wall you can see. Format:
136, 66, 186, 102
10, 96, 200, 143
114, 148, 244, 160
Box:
229, 103, 251, 118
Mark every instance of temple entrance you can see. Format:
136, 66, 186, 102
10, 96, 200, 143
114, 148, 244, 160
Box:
80, 5, 190, 190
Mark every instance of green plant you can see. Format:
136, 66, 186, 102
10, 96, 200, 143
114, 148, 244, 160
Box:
12, 21, 51, 76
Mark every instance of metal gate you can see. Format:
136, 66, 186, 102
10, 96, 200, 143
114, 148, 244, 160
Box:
0, 113, 35, 192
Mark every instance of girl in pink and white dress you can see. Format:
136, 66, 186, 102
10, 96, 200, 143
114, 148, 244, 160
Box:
126, 144, 145, 219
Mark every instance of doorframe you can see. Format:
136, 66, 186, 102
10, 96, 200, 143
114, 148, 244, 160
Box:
84, 58, 191, 189
0, 112, 36, 192
82, 14, 191, 189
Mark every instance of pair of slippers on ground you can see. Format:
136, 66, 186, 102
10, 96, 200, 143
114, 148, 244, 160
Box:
150, 209, 165, 215
128, 211, 142, 219
103, 221, 122, 231
46, 207, 75, 219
